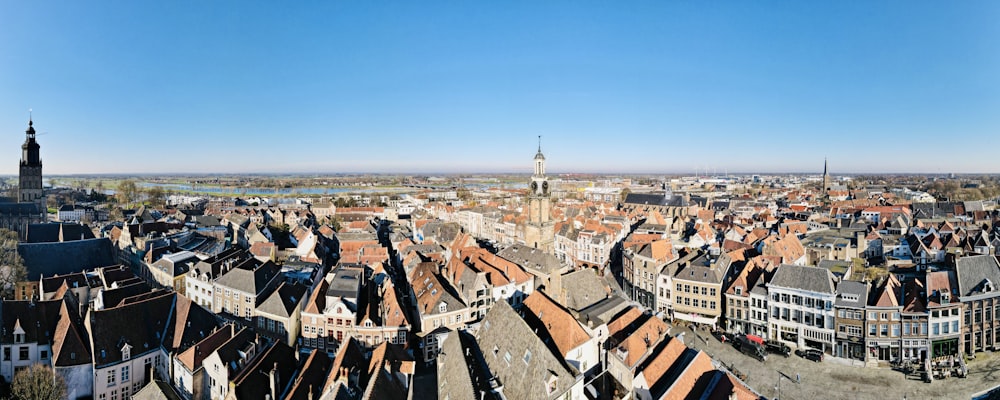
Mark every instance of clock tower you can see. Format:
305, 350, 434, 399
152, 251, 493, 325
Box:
524, 137, 554, 253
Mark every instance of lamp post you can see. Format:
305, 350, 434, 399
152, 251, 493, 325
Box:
776, 370, 799, 400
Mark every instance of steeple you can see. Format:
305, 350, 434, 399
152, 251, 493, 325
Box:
822, 157, 831, 193
533, 135, 546, 177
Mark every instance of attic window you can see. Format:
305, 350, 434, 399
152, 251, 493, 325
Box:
523, 350, 532, 365
493, 345, 500, 357
439, 303, 447, 313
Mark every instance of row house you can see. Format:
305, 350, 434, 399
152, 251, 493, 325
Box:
866, 275, 903, 363
411, 262, 469, 362
956, 255, 1000, 355
522, 291, 600, 376
212, 258, 283, 320
926, 270, 962, 359
604, 307, 670, 390
669, 250, 732, 328
185, 248, 251, 309
1, 295, 92, 399
900, 278, 930, 362
621, 235, 674, 311
767, 264, 836, 354
171, 325, 261, 400
87, 291, 219, 400
254, 281, 307, 345
300, 265, 364, 354
833, 280, 868, 362
724, 255, 771, 336
301, 263, 410, 353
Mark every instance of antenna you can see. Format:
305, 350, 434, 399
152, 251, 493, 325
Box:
537, 135, 542, 152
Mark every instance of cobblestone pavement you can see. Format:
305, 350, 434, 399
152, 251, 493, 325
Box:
669, 324, 1000, 400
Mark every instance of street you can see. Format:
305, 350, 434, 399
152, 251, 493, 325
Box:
669, 324, 1000, 400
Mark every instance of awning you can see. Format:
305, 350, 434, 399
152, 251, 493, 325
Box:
674, 312, 718, 325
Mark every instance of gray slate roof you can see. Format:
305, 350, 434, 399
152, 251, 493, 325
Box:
475, 301, 579, 400
768, 264, 835, 295
835, 280, 869, 308
19, 238, 116, 280
436, 331, 477, 400
561, 268, 609, 311
496, 244, 562, 276
956, 255, 1000, 297
256, 282, 307, 318
215, 258, 281, 299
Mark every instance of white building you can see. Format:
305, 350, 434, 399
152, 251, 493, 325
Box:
767, 264, 837, 353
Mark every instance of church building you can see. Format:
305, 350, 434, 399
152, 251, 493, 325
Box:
0, 119, 46, 237
523, 138, 555, 254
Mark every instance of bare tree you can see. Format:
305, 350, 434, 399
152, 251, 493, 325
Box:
116, 180, 139, 207
0, 229, 26, 300
10, 363, 67, 400
146, 186, 166, 208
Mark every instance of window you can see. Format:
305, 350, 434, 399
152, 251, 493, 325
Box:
676, 284, 682, 292
523, 350, 532, 364
710, 301, 716, 310
18, 346, 28, 360
870, 325, 877, 335
108, 370, 116, 385
684, 285, 690, 293
952, 321, 959, 333
868, 312, 876, 321
701, 287, 707, 296
891, 325, 900, 337
710, 288, 716, 297
881, 324, 888, 336
40, 350, 47, 360
122, 366, 130, 382
3, 348, 9, 361
234, 292, 240, 301
503, 351, 511, 365
110, 389, 118, 400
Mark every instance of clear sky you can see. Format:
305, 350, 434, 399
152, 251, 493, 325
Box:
1, 1, 998, 175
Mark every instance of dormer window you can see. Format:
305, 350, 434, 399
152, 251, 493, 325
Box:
122, 343, 132, 361
439, 303, 447, 313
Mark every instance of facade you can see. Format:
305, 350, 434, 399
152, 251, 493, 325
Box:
670, 251, 731, 328
866, 275, 903, 364
955, 255, 1000, 355
834, 280, 868, 361
767, 264, 836, 353
926, 270, 962, 359
523, 141, 555, 254
211, 258, 282, 320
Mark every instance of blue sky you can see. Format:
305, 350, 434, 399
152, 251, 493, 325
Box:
1, 1, 997, 175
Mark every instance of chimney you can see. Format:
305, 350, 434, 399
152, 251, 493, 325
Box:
269, 362, 279, 400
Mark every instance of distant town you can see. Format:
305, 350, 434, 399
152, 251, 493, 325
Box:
5, 119, 1000, 400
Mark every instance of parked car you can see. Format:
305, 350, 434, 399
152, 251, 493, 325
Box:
733, 335, 767, 362
764, 340, 791, 357
794, 348, 824, 362
711, 329, 730, 343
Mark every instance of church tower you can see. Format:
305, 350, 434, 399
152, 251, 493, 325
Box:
822, 158, 831, 192
524, 137, 554, 254
18, 118, 44, 213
